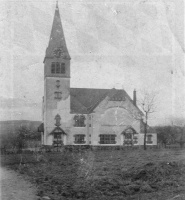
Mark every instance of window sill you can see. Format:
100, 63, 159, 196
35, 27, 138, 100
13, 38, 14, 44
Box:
99, 142, 117, 144
74, 142, 86, 144
53, 141, 63, 143
73, 126, 86, 128
98, 143, 117, 145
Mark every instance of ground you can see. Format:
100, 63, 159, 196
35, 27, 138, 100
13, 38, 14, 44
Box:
1, 148, 185, 200
0, 166, 37, 200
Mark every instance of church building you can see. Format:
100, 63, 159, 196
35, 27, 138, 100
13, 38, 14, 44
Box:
39, 3, 157, 147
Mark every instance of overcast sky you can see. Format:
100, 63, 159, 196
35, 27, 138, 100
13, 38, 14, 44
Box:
0, 0, 184, 126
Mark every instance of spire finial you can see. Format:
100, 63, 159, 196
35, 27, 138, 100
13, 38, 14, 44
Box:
56, 0, 58, 9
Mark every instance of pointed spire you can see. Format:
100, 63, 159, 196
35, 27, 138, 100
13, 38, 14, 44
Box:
44, 1, 71, 61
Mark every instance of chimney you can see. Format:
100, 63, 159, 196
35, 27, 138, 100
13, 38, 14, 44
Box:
133, 89, 136, 106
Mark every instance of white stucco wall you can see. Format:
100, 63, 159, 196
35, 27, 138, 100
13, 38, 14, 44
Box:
44, 77, 71, 145
138, 133, 157, 146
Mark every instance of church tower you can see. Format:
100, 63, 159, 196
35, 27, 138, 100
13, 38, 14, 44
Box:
43, 2, 71, 145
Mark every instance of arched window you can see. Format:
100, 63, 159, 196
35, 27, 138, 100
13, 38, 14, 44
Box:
55, 114, 61, 126
74, 115, 86, 127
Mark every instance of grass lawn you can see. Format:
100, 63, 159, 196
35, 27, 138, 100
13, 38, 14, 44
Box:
1, 148, 185, 200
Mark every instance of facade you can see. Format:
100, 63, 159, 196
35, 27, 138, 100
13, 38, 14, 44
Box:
40, 3, 157, 147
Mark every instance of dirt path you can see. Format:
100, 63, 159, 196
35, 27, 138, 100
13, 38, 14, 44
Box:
0, 166, 38, 200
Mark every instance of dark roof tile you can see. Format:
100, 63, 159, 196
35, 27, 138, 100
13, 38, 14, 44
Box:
38, 123, 44, 132
70, 88, 141, 114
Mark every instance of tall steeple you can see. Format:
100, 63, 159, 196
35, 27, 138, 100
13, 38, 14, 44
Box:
44, 1, 71, 61
43, 1, 71, 146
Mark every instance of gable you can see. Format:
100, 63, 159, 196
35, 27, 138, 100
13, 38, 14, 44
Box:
122, 126, 138, 134
50, 126, 67, 135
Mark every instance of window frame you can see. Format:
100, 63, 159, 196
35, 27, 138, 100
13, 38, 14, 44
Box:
133, 136, 138, 144
51, 62, 66, 74
99, 134, 116, 144
74, 134, 86, 144
61, 63, 65, 74
56, 62, 60, 74
74, 115, 86, 127
146, 135, 153, 144
51, 62, 56, 73
54, 92, 62, 99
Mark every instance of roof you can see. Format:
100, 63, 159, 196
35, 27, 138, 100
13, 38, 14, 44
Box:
121, 126, 138, 134
50, 127, 67, 135
70, 88, 142, 114
44, 2, 70, 61
38, 123, 44, 132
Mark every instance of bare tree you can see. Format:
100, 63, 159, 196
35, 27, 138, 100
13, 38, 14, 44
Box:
138, 90, 158, 150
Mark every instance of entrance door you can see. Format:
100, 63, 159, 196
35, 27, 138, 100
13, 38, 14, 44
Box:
53, 132, 63, 151
122, 128, 135, 146
51, 126, 66, 150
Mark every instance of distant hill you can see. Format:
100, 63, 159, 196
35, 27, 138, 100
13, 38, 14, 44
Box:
0, 120, 42, 135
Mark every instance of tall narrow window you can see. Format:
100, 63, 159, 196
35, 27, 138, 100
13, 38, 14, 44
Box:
51, 63, 55, 73
53, 132, 63, 147
61, 63, 65, 74
146, 135, 153, 144
133, 136, 138, 144
56, 80, 60, 88
124, 128, 134, 146
56, 62, 60, 73
79, 115, 85, 127
74, 115, 86, 127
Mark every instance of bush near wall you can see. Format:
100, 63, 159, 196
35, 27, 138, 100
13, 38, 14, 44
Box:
0, 125, 41, 154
